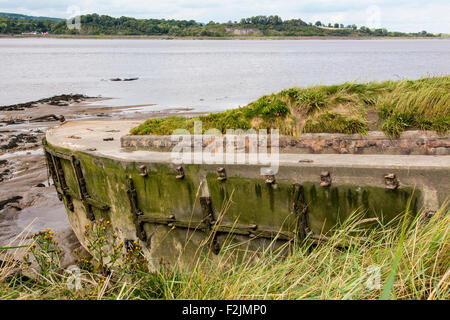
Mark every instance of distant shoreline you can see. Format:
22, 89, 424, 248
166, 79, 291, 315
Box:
0, 34, 447, 40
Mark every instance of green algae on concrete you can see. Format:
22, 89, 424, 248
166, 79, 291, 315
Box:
303, 182, 421, 234
207, 175, 298, 233
132, 164, 203, 220
43, 137, 427, 268
207, 174, 421, 236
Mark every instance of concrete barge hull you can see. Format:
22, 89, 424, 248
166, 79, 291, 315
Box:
43, 120, 450, 267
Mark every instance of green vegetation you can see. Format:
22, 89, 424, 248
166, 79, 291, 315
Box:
131, 76, 450, 137
1, 203, 448, 300
0, 12, 62, 21
0, 13, 439, 37
303, 112, 368, 135
0, 17, 55, 34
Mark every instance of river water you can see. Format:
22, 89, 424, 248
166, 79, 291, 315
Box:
1, 38, 449, 111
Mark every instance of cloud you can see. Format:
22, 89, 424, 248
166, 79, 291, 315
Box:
0, 0, 448, 33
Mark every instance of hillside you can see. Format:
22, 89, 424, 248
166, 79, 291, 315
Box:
130, 76, 450, 138
0, 13, 438, 37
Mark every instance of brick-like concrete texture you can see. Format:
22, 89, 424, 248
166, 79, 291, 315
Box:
121, 130, 450, 155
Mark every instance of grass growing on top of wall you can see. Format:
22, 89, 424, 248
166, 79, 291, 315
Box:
130, 76, 450, 137
0, 202, 449, 300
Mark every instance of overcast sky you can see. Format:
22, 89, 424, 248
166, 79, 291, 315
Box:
0, 0, 448, 33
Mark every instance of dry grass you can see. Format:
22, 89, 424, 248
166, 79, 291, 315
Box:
1, 201, 448, 300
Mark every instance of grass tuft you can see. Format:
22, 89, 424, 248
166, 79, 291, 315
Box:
303, 112, 368, 135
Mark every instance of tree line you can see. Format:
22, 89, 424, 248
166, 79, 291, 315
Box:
0, 14, 437, 37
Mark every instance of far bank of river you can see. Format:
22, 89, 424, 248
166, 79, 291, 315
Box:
1, 34, 447, 40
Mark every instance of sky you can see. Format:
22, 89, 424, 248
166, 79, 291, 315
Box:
0, 0, 449, 33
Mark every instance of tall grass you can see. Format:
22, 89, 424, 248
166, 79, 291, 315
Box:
1, 201, 448, 300
377, 79, 450, 137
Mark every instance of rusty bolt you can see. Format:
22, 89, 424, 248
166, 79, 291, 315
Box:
265, 175, 276, 184
138, 165, 148, 177
384, 173, 399, 190
320, 171, 332, 187
217, 167, 227, 181
176, 166, 185, 179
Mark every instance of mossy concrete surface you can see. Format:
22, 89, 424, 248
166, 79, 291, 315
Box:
44, 119, 450, 267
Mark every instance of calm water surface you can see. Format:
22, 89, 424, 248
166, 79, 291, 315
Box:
0, 38, 449, 112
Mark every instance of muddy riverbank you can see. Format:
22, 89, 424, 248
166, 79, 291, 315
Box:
0, 95, 202, 264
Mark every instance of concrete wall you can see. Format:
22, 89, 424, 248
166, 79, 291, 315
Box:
121, 130, 450, 155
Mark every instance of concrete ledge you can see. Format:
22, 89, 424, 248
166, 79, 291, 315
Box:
121, 130, 450, 155
45, 120, 450, 213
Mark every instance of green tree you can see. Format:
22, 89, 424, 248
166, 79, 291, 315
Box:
0, 14, 426, 38
0, 22, 7, 33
